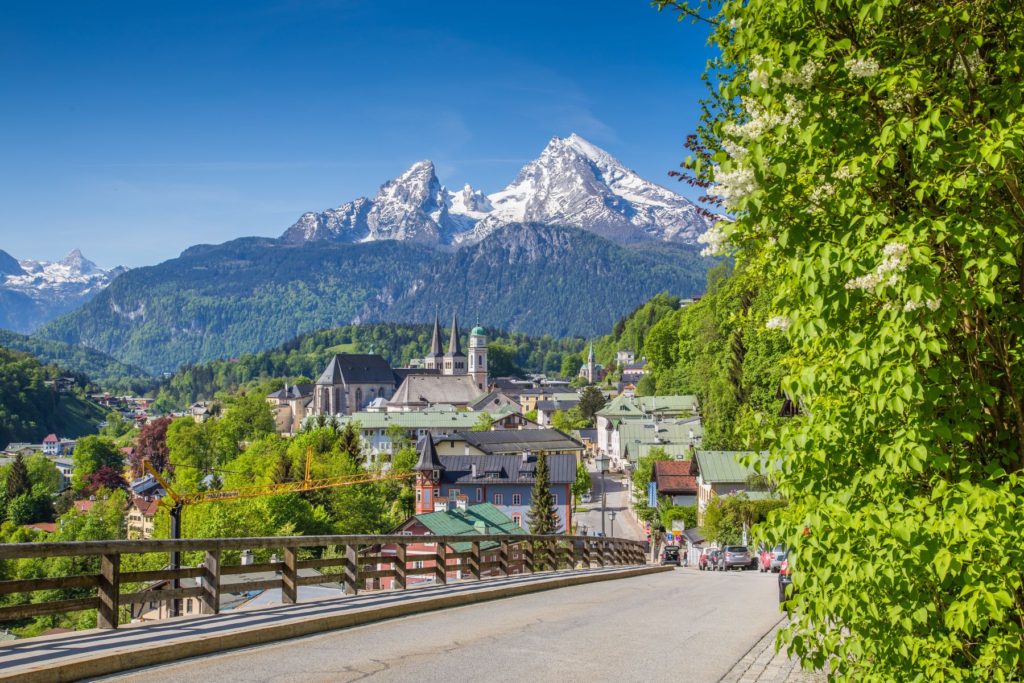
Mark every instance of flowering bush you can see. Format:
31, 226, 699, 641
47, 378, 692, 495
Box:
660, 0, 1024, 679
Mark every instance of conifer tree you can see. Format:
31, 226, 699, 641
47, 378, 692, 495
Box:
6, 453, 30, 499
528, 452, 560, 535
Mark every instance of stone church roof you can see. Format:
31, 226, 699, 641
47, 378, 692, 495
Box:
315, 354, 396, 386
389, 374, 482, 408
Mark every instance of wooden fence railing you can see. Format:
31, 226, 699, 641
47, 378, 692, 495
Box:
0, 534, 647, 629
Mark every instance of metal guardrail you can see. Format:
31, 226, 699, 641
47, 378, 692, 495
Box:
0, 534, 646, 629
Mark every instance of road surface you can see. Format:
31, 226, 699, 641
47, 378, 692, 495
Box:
574, 462, 646, 541
101, 568, 785, 683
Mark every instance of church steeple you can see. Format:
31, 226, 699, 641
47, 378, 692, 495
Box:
588, 343, 595, 363
446, 312, 463, 357
429, 312, 442, 356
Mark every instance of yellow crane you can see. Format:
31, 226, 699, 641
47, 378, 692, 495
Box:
142, 449, 414, 617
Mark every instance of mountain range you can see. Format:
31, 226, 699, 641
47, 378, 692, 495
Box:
281, 133, 711, 247
29, 134, 714, 376
0, 249, 126, 333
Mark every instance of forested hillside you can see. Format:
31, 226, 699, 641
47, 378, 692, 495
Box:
0, 330, 152, 394
0, 347, 106, 445
153, 323, 586, 411
38, 225, 710, 374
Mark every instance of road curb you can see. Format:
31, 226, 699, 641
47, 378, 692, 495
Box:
3, 565, 671, 683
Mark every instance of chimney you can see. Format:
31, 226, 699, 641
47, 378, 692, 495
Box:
456, 495, 468, 511
522, 450, 529, 463
434, 497, 449, 513
241, 549, 254, 566
471, 463, 478, 478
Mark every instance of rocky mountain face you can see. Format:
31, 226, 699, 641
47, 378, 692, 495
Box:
0, 249, 126, 333
281, 134, 711, 246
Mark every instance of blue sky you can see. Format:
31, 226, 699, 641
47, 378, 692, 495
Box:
0, 1, 714, 267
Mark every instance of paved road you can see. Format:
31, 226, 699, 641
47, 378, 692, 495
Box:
101, 568, 785, 683
575, 463, 646, 542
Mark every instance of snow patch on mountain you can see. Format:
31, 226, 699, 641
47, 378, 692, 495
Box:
281, 134, 713, 247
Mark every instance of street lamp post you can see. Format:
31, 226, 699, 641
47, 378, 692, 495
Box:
596, 453, 609, 536
610, 510, 617, 539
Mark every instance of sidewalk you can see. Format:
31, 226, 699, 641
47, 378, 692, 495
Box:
720, 619, 827, 683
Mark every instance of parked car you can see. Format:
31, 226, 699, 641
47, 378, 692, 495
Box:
706, 549, 723, 570
660, 545, 681, 566
580, 492, 592, 504
778, 553, 793, 603
717, 545, 753, 571
768, 545, 787, 573
698, 549, 713, 570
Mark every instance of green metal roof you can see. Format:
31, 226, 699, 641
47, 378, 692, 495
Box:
415, 503, 528, 551
471, 325, 486, 336
635, 442, 695, 459
694, 450, 767, 483
335, 409, 500, 431
596, 394, 699, 419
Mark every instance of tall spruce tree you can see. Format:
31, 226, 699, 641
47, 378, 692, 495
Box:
528, 452, 560, 535
6, 453, 30, 499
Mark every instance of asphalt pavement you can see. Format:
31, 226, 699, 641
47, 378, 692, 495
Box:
99, 567, 786, 683
574, 462, 647, 542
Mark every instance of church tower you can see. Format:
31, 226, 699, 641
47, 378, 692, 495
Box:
442, 312, 466, 376
413, 435, 445, 514
468, 324, 488, 391
424, 312, 444, 371
585, 343, 597, 384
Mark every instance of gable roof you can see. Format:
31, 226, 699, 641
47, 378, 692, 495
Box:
390, 374, 482, 407
694, 450, 766, 483
316, 354, 396, 386
438, 452, 577, 485
654, 460, 698, 495
450, 429, 584, 455
597, 394, 699, 420
410, 503, 527, 551
267, 383, 315, 400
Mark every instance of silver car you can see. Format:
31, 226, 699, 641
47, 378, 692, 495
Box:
718, 545, 752, 570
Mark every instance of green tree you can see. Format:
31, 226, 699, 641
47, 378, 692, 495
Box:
26, 454, 62, 496
71, 435, 123, 492
577, 385, 607, 421
550, 407, 589, 433
471, 413, 495, 432
660, 0, 1024, 677
570, 462, 591, 519
6, 453, 30, 499
100, 411, 132, 439
527, 452, 560, 535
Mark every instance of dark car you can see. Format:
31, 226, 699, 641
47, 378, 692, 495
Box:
660, 545, 681, 566
778, 554, 793, 603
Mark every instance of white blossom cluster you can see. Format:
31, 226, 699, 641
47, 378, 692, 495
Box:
955, 51, 985, 79
882, 88, 913, 113
748, 55, 772, 89
834, 166, 856, 181
765, 315, 791, 331
781, 60, 822, 87
809, 182, 835, 209
847, 57, 880, 78
711, 165, 757, 210
697, 222, 728, 257
903, 298, 940, 312
845, 242, 909, 290
722, 95, 804, 142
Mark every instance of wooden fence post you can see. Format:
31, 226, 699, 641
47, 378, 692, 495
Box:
499, 540, 509, 576
200, 549, 220, 615
525, 540, 535, 573
435, 543, 448, 585
344, 544, 359, 595
582, 538, 591, 569
395, 542, 407, 590
97, 553, 120, 629
470, 541, 481, 580
282, 547, 298, 605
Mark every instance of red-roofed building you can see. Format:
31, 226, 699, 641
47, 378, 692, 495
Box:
654, 460, 699, 506
42, 434, 60, 456
128, 496, 160, 539
25, 522, 57, 534
73, 499, 95, 514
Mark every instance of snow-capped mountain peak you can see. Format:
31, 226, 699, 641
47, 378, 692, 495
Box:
281, 133, 712, 247
0, 249, 127, 333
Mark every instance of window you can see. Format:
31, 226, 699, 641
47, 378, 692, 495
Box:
186, 600, 193, 614
434, 488, 440, 498
494, 493, 504, 505
552, 493, 558, 505
512, 513, 522, 528
476, 488, 483, 503
512, 494, 522, 506
416, 490, 422, 503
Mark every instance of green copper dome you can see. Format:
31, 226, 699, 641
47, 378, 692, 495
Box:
471, 325, 486, 336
